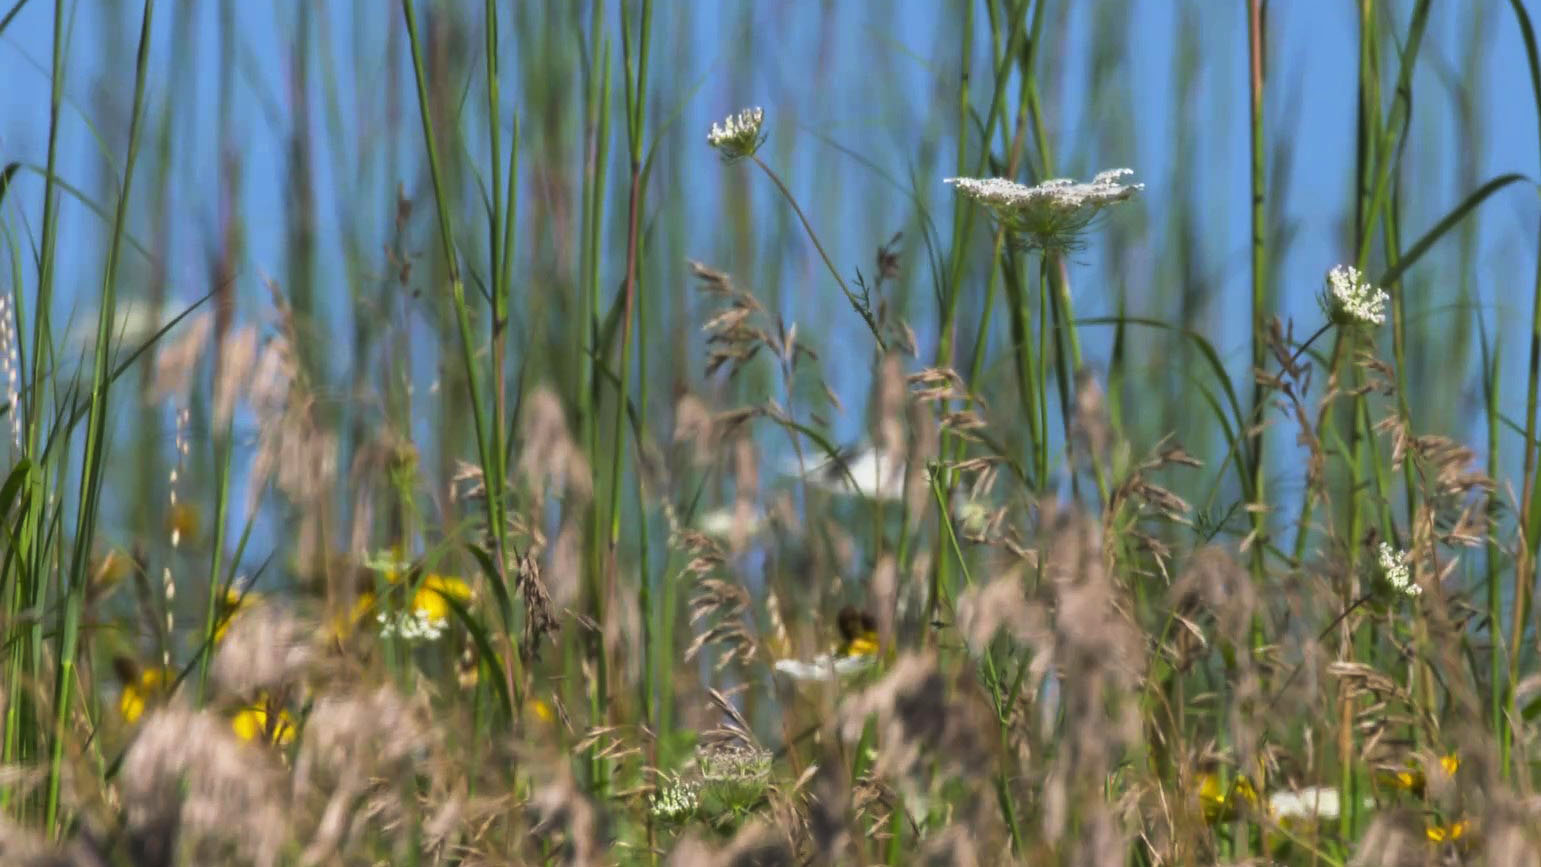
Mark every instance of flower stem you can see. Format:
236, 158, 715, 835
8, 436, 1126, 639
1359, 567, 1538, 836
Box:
750, 155, 885, 352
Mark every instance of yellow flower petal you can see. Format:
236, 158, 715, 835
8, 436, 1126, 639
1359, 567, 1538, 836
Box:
412, 574, 472, 622
118, 668, 167, 723
213, 588, 262, 643
232, 702, 296, 746
1425, 818, 1468, 844
841, 635, 880, 658
529, 698, 555, 725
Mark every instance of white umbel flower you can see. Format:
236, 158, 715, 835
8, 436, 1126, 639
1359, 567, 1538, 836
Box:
377, 608, 448, 642
1322, 265, 1389, 327
1267, 786, 1342, 821
787, 445, 906, 502
773, 653, 876, 682
945, 169, 1142, 250
708, 107, 765, 162
1378, 542, 1419, 597
697, 505, 765, 540
649, 778, 700, 822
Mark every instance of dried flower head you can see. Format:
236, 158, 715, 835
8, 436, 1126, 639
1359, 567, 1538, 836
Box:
945, 169, 1141, 251
212, 603, 314, 695
1321, 264, 1389, 327
707, 106, 765, 162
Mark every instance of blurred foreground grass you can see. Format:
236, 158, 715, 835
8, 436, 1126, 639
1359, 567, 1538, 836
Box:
2, 1, 1541, 864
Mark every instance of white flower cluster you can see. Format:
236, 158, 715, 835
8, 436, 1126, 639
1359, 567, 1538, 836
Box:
1267, 786, 1342, 822
1378, 542, 1419, 597
648, 778, 699, 822
945, 169, 1142, 250
789, 446, 906, 502
707, 107, 765, 162
377, 608, 448, 642
773, 652, 875, 682
698, 742, 772, 783
0, 294, 19, 450
1322, 265, 1389, 327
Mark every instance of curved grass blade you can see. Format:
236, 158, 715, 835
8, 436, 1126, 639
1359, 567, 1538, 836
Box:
0, 0, 31, 36
1376, 173, 1530, 289
0, 163, 17, 211
438, 591, 514, 719
1075, 315, 1252, 494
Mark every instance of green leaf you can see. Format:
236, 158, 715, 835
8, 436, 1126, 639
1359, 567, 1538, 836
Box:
1075, 315, 1252, 498
1376, 174, 1531, 289
0, 0, 31, 37
0, 457, 31, 520
0, 162, 18, 211
437, 591, 514, 719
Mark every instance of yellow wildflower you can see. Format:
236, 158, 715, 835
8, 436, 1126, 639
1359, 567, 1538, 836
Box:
1377, 753, 1459, 797
836, 606, 879, 658
213, 588, 262, 643
1426, 818, 1469, 844
1197, 772, 1260, 823
118, 667, 167, 723
411, 574, 473, 623
529, 697, 555, 725
231, 700, 297, 746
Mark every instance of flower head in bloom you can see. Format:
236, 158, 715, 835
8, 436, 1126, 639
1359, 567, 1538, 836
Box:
378, 573, 473, 641
118, 665, 168, 723
772, 606, 881, 682
773, 652, 876, 682
945, 169, 1142, 251
411, 574, 473, 623
377, 607, 449, 642
698, 741, 772, 784
348, 553, 475, 644
1378, 542, 1419, 597
707, 107, 765, 162
1377, 752, 1458, 796
1198, 772, 1260, 823
836, 606, 880, 658
789, 445, 906, 501
1426, 818, 1471, 844
1321, 265, 1389, 327
1267, 786, 1341, 823
231, 698, 297, 746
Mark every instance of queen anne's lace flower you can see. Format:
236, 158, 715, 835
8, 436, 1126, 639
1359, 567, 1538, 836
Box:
1321, 265, 1389, 327
1267, 786, 1342, 822
649, 778, 699, 822
772, 652, 875, 682
945, 169, 1142, 250
707, 107, 765, 162
1378, 542, 1419, 597
377, 608, 448, 642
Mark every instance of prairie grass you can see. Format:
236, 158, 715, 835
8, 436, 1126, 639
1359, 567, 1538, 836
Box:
1, 1, 1540, 864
